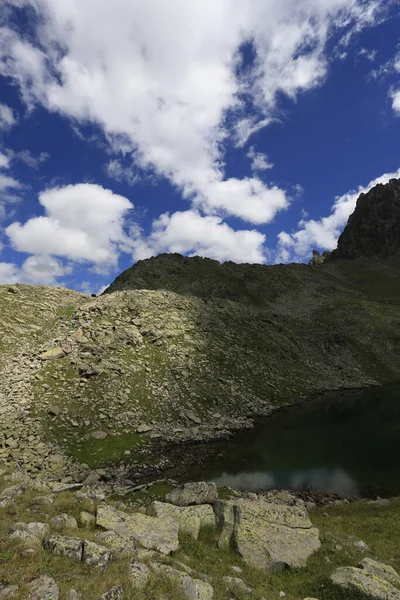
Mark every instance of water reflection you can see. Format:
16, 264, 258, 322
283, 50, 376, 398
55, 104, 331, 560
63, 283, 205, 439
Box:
213, 467, 359, 497
191, 384, 400, 498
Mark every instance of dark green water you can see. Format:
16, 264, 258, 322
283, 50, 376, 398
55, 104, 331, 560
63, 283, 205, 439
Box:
193, 384, 400, 498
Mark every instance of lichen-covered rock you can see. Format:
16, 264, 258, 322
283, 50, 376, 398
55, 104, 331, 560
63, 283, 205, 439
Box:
151, 564, 213, 600
214, 500, 235, 550
82, 541, 112, 570
222, 577, 252, 598
359, 558, 400, 588
0, 485, 26, 500
39, 347, 66, 360
96, 504, 179, 554
95, 530, 136, 558
331, 564, 400, 600
9, 522, 49, 546
27, 577, 59, 600
50, 514, 78, 531
80, 511, 96, 528
129, 560, 150, 589
216, 498, 320, 570
98, 588, 123, 600
43, 535, 83, 561
165, 482, 217, 507
148, 501, 215, 538
0, 585, 19, 599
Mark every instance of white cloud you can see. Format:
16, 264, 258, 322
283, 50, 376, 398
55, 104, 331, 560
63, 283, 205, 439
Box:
0, 0, 388, 226
247, 146, 273, 172
0, 255, 70, 286
277, 167, 400, 262
392, 90, 400, 114
105, 159, 140, 186
14, 150, 49, 169
0, 103, 16, 129
0, 173, 20, 192
0, 153, 10, 169
132, 210, 267, 264
6, 183, 133, 269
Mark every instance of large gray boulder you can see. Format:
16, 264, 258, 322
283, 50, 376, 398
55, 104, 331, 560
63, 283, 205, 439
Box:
148, 501, 215, 538
165, 482, 217, 506
215, 498, 320, 570
331, 559, 400, 600
96, 503, 179, 554
27, 577, 59, 600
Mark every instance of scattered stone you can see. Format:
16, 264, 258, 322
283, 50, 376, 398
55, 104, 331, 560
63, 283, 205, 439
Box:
331, 562, 400, 600
82, 472, 101, 486
50, 514, 78, 530
27, 577, 59, 600
151, 564, 214, 600
82, 541, 112, 570
43, 535, 83, 561
9, 522, 49, 546
166, 482, 218, 506
231, 566, 243, 574
184, 410, 202, 424
148, 501, 215, 538
137, 424, 152, 434
48, 406, 61, 417
91, 431, 108, 440
80, 511, 96, 528
98, 588, 122, 600
39, 347, 66, 361
222, 577, 252, 598
66, 590, 81, 600
96, 503, 179, 554
354, 540, 369, 552
129, 559, 150, 589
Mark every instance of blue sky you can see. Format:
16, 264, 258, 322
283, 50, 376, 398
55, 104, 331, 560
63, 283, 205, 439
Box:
0, 0, 399, 294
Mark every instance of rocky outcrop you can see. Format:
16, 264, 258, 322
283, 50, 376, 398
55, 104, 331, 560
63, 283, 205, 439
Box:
308, 250, 330, 266
330, 178, 400, 260
215, 497, 320, 571
331, 559, 400, 600
96, 503, 180, 554
148, 501, 215, 539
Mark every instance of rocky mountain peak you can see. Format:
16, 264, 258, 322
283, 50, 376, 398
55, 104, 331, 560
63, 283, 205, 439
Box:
330, 178, 400, 261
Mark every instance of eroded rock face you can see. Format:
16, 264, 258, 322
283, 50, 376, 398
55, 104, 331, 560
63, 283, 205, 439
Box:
215, 497, 320, 571
331, 560, 400, 600
330, 178, 400, 260
148, 501, 215, 539
166, 482, 218, 507
96, 503, 179, 554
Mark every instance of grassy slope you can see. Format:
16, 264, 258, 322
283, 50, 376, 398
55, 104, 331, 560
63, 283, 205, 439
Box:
0, 470, 399, 600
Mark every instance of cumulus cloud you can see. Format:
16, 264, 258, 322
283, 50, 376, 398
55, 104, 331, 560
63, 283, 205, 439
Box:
0, 103, 16, 129
0, 255, 70, 285
277, 167, 400, 262
247, 146, 274, 172
6, 183, 133, 269
0, 153, 10, 170
0, 0, 389, 227
392, 90, 400, 114
132, 210, 267, 264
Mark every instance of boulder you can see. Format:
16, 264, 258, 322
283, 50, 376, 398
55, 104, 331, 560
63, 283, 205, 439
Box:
43, 535, 83, 561
95, 530, 136, 558
39, 347, 66, 361
27, 577, 59, 600
148, 501, 215, 538
0, 586, 19, 599
331, 561, 400, 600
222, 577, 252, 598
80, 511, 96, 528
82, 541, 112, 570
96, 503, 179, 554
151, 564, 213, 600
129, 559, 150, 589
214, 500, 235, 550
50, 514, 78, 530
216, 498, 320, 570
166, 482, 217, 506
9, 522, 49, 546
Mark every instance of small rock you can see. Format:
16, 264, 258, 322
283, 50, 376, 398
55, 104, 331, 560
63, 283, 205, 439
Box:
48, 406, 61, 417
27, 577, 59, 600
82, 541, 112, 570
354, 540, 369, 552
280, 593, 286, 598
231, 566, 243, 574
184, 410, 202, 424
50, 514, 78, 531
39, 347, 66, 361
43, 535, 83, 561
82, 472, 101, 486
166, 482, 218, 506
137, 424, 152, 434
98, 588, 122, 600
223, 576, 252, 597
129, 559, 150, 590
91, 431, 108, 440
80, 511, 96, 528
